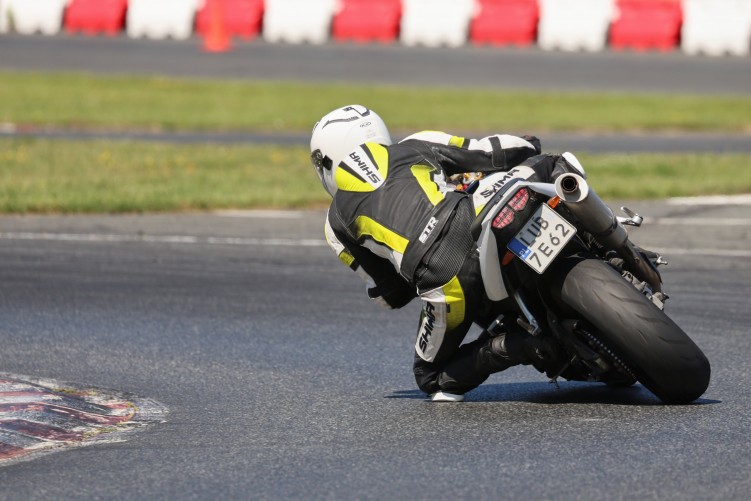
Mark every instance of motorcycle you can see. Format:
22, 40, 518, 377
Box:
465, 153, 711, 404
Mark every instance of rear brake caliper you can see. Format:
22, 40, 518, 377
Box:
606, 249, 669, 310
620, 270, 668, 310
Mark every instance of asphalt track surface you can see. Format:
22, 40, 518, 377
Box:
1, 200, 750, 499
1, 34, 751, 499
1, 34, 749, 95
2, 127, 750, 154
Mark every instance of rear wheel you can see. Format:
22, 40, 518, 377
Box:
547, 256, 711, 404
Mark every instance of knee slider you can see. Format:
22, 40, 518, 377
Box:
413, 358, 441, 395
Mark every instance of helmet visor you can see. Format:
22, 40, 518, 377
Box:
310, 149, 333, 179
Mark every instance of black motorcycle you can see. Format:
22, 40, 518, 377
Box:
468, 157, 710, 404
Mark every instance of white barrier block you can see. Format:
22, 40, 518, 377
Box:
538, 0, 614, 52
263, 0, 336, 45
127, 0, 201, 40
0, 1, 7, 34
400, 0, 475, 48
1, 0, 69, 35
682, 0, 751, 56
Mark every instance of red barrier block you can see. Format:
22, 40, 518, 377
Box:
332, 0, 402, 43
195, 0, 264, 40
471, 0, 539, 46
64, 0, 128, 36
610, 0, 682, 52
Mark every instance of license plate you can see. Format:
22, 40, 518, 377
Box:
507, 204, 576, 274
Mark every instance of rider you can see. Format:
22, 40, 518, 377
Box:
311, 104, 583, 402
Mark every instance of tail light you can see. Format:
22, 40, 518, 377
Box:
492, 188, 530, 230
507, 187, 529, 211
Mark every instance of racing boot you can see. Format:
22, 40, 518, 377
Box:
430, 330, 547, 400
500, 330, 560, 367
425, 332, 509, 401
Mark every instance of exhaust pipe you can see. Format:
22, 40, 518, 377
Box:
555, 173, 662, 292
554, 173, 628, 251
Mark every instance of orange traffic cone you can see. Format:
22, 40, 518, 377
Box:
202, 0, 231, 53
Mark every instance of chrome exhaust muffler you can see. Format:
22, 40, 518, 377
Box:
555, 173, 662, 292
554, 173, 628, 251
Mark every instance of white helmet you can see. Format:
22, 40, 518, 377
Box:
310, 105, 392, 197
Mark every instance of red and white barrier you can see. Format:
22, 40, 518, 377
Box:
0, 0, 749, 58
263, 0, 336, 45
610, 0, 682, 52
539, 0, 614, 52
681, 0, 751, 56
0, 0, 69, 35
65, 0, 128, 36
127, 0, 201, 40
470, 0, 539, 47
195, 0, 264, 40
332, 0, 402, 44
400, 0, 475, 48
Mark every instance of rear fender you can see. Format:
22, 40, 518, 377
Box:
478, 216, 507, 301
476, 180, 560, 302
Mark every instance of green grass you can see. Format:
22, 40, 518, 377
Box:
0, 139, 322, 213
2, 71, 751, 133
1, 71, 748, 213
1, 138, 749, 213
578, 153, 751, 199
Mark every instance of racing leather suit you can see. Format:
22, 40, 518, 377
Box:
324, 131, 579, 396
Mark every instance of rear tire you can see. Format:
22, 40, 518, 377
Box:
548, 256, 711, 404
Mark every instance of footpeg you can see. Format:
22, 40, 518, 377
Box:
618, 207, 643, 227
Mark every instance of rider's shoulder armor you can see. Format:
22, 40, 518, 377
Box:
334, 142, 389, 193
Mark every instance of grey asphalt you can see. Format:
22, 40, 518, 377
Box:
3, 127, 749, 153
1, 32, 750, 499
1, 34, 749, 95
0, 202, 749, 499
2, 34, 749, 153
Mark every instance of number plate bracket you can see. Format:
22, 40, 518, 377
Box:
508, 204, 577, 274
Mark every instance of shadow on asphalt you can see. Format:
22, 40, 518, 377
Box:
386, 382, 720, 406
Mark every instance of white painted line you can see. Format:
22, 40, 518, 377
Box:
668, 194, 751, 206
643, 217, 751, 226
212, 210, 305, 219
655, 247, 751, 258
1, 232, 748, 259
0, 232, 200, 244
0, 232, 328, 247
206, 236, 327, 246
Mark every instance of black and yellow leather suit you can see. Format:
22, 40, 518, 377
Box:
325, 131, 575, 395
